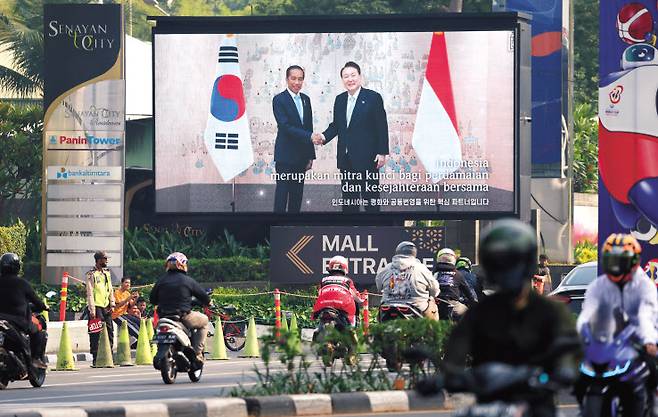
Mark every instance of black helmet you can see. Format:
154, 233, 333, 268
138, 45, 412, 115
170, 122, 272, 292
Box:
479, 219, 537, 295
0, 253, 21, 275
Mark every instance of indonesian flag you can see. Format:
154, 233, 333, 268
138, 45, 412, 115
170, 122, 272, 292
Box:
412, 32, 462, 183
203, 34, 254, 182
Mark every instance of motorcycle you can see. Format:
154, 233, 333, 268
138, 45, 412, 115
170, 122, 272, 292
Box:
578, 306, 652, 417
416, 340, 579, 417
152, 314, 203, 384
0, 314, 47, 389
378, 302, 424, 371
312, 307, 358, 367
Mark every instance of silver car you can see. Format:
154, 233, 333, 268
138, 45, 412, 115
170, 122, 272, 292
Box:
548, 261, 597, 313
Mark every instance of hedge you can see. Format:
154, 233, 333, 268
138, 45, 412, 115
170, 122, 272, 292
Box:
125, 256, 269, 284
0, 220, 27, 260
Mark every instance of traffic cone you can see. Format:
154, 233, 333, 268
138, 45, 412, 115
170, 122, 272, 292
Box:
94, 325, 115, 368
209, 317, 228, 360
239, 317, 259, 358
117, 320, 133, 366
290, 313, 299, 335
54, 322, 77, 371
280, 315, 289, 333
146, 318, 157, 357
136, 318, 153, 365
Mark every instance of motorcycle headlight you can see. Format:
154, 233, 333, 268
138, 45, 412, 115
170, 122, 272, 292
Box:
580, 362, 596, 377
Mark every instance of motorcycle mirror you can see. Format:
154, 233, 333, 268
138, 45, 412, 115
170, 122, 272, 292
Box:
45, 291, 57, 299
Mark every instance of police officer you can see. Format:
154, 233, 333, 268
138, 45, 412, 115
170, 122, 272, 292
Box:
85, 251, 115, 366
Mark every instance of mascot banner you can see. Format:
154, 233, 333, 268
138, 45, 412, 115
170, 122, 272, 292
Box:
599, 1, 658, 280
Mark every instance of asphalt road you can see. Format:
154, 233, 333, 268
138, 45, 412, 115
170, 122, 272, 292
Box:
0, 353, 264, 410
0, 352, 580, 417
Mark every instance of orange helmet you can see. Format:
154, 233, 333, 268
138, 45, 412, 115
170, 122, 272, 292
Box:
602, 233, 641, 284
327, 255, 349, 275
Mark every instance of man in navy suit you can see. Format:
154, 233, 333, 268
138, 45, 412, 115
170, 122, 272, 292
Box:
272, 65, 316, 213
315, 62, 389, 213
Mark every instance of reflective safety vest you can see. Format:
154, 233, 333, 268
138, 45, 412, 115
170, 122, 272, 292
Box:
90, 269, 112, 308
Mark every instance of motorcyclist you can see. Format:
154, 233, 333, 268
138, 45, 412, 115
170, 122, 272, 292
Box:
149, 252, 211, 362
433, 248, 477, 320
455, 256, 484, 302
376, 241, 439, 320
441, 219, 580, 417
312, 255, 363, 327
0, 253, 48, 369
576, 233, 658, 417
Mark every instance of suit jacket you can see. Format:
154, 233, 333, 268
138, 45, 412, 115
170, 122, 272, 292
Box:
273, 90, 316, 167
323, 88, 389, 172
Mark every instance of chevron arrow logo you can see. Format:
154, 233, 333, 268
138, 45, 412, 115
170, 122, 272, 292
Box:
287, 235, 314, 274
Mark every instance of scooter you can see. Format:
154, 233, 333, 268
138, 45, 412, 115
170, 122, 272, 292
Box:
152, 314, 203, 384
0, 314, 47, 389
378, 302, 424, 371
578, 307, 652, 417
312, 307, 358, 366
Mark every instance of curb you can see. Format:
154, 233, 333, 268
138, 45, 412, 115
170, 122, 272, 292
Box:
0, 391, 446, 417
45, 353, 93, 364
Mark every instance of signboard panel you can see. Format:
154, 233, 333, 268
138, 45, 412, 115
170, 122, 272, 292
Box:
43, 4, 125, 284
270, 226, 445, 285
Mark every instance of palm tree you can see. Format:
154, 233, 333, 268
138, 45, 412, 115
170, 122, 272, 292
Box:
0, 0, 44, 98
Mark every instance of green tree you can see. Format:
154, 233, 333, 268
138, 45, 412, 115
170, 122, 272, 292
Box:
572, 103, 598, 193
251, 0, 490, 15
573, 0, 598, 106
0, 103, 43, 201
0, 0, 44, 98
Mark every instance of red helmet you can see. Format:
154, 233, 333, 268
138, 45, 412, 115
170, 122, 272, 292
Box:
327, 255, 349, 275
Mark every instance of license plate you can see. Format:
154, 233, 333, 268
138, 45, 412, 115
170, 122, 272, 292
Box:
455, 402, 526, 417
153, 333, 177, 343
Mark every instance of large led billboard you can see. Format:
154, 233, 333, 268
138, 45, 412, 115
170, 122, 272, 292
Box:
153, 14, 529, 218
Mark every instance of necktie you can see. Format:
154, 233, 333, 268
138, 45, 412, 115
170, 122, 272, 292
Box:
346, 95, 356, 127
294, 95, 303, 121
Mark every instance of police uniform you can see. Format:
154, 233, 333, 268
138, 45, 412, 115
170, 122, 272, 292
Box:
86, 266, 115, 363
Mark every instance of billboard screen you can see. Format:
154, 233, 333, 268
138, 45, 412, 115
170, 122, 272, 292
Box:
153, 15, 525, 218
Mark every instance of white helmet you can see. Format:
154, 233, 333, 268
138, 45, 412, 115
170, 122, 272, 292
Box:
166, 252, 188, 272
436, 247, 457, 265
327, 255, 349, 275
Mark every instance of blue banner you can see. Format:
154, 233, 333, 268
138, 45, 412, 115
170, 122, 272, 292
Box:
599, 1, 658, 278
499, 0, 565, 176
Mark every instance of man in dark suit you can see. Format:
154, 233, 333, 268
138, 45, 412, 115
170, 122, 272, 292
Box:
315, 62, 389, 213
272, 65, 316, 213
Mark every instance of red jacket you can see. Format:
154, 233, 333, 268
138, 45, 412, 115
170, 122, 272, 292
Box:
312, 275, 362, 324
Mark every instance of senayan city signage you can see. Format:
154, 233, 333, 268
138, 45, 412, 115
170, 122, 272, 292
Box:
270, 226, 445, 285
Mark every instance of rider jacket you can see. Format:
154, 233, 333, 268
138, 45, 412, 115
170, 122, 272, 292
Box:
375, 254, 439, 313
312, 275, 362, 325
577, 268, 658, 345
0, 273, 47, 332
434, 262, 477, 306
149, 270, 210, 316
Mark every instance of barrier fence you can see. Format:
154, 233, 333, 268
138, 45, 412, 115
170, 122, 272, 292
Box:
56, 272, 380, 333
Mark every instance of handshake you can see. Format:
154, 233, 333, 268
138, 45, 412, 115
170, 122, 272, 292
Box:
311, 132, 326, 145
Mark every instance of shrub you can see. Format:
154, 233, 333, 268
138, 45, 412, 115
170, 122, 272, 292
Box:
0, 219, 27, 260
231, 319, 455, 396
212, 287, 317, 328
574, 241, 597, 264
124, 257, 269, 284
